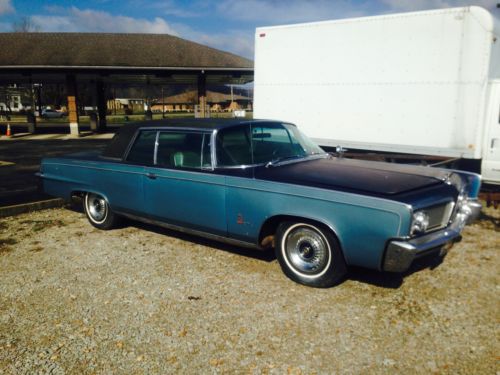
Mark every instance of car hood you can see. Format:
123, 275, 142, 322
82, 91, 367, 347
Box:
254, 156, 453, 197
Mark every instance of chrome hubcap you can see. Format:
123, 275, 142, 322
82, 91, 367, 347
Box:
87, 193, 107, 222
285, 226, 330, 275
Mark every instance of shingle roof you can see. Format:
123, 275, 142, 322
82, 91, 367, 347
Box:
0, 32, 253, 69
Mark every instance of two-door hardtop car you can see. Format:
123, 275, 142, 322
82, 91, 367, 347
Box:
39, 119, 482, 287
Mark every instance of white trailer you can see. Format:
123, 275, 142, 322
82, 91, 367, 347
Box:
254, 6, 500, 185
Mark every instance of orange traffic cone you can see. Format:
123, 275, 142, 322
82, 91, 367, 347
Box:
6, 124, 11, 137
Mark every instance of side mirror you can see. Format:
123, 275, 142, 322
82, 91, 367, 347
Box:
336, 145, 348, 156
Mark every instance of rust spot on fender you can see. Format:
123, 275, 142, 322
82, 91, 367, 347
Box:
237, 214, 244, 225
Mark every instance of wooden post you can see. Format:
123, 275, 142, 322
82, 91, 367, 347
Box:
197, 72, 207, 118
26, 112, 36, 134
161, 86, 165, 118
66, 74, 79, 136
36, 84, 42, 116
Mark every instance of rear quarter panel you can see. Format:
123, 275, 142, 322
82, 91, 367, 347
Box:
41, 157, 145, 215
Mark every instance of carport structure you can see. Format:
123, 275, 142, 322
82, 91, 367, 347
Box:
0, 32, 253, 135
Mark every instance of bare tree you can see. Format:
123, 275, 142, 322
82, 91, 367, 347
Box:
12, 16, 41, 32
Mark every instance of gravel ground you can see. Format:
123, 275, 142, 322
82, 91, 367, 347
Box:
0, 205, 498, 374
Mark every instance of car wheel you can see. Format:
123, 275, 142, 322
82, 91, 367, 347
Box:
275, 221, 347, 288
84, 192, 118, 230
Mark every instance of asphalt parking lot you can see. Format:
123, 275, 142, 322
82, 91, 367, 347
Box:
0, 136, 111, 206
0, 205, 498, 374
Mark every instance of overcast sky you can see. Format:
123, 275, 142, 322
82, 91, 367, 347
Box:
0, 0, 498, 59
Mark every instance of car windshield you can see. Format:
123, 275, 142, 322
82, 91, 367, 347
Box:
216, 122, 325, 167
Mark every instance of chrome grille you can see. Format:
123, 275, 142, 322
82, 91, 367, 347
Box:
426, 201, 455, 231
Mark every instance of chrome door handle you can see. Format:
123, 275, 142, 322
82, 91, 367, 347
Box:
146, 172, 157, 180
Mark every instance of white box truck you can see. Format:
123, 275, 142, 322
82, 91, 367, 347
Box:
254, 6, 500, 186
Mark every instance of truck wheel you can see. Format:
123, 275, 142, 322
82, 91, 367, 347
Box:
275, 221, 347, 288
84, 192, 118, 230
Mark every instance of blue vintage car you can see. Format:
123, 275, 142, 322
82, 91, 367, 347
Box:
39, 119, 482, 287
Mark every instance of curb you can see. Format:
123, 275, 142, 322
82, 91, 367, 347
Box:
0, 198, 65, 218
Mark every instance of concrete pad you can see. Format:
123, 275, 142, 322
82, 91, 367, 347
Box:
0, 198, 65, 218
0, 137, 110, 207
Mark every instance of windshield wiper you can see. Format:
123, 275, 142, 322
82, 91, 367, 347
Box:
265, 153, 329, 168
265, 154, 306, 168
265, 155, 302, 168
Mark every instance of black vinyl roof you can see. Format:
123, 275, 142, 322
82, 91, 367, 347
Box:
102, 119, 268, 159
125, 118, 254, 131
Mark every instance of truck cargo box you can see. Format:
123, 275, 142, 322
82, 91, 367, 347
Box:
254, 6, 500, 180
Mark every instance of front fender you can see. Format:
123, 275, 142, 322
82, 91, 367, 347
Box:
226, 177, 411, 270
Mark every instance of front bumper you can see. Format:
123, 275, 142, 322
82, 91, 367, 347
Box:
383, 198, 482, 273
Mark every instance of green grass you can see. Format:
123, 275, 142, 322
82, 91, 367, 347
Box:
0, 111, 253, 125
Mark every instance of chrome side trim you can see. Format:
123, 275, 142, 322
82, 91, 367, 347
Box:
43, 160, 409, 236
153, 131, 160, 165
211, 130, 218, 169
146, 172, 225, 186
43, 160, 410, 210
117, 212, 262, 250
42, 162, 219, 180
200, 133, 215, 171
42, 163, 146, 176
200, 133, 206, 169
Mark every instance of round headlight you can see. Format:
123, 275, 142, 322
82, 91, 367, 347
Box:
411, 211, 429, 235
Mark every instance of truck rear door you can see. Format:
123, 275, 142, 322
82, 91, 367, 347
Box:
482, 81, 500, 184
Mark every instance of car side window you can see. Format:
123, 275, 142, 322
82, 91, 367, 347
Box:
216, 125, 253, 166
156, 132, 208, 169
126, 130, 157, 165
251, 123, 300, 163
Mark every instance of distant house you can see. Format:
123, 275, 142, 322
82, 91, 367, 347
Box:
107, 98, 146, 113
151, 90, 252, 113
0, 84, 27, 112
0, 96, 22, 112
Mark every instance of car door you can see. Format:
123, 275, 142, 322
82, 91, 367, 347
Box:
100, 129, 157, 215
213, 123, 259, 243
143, 130, 227, 236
